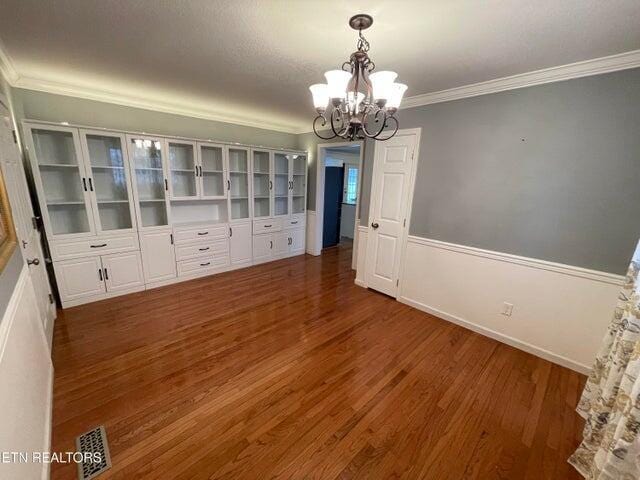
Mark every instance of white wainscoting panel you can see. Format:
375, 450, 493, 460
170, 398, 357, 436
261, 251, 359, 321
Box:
0, 267, 53, 480
355, 225, 368, 287
306, 210, 318, 255
398, 236, 623, 373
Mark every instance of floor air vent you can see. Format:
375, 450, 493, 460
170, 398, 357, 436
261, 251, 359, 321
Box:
75, 425, 112, 480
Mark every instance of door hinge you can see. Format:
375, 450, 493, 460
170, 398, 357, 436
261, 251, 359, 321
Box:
48, 293, 54, 304
12, 130, 17, 144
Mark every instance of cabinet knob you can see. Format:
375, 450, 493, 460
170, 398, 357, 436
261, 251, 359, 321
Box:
371, 222, 379, 229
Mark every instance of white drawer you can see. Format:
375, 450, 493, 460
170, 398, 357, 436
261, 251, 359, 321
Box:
175, 240, 229, 261
253, 218, 282, 234
50, 233, 139, 261
284, 217, 305, 230
177, 255, 229, 276
173, 224, 228, 245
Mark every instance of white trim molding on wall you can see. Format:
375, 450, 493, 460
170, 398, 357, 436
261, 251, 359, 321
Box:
401, 49, 640, 109
306, 210, 317, 255
395, 236, 623, 373
0, 266, 53, 480
355, 225, 368, 288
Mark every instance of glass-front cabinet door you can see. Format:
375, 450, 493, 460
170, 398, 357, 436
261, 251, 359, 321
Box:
273, 152, 289, 217
252, 149, 271, 218
25, 124, 96, 237
79, 130, 136, 233
198, 143, 226, 199
127, 135, 170, 228
227, 147, 250, 221
291, 154, 307, 215
168, 140, 198, 200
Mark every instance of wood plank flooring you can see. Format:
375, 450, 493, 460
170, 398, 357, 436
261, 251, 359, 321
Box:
50, 243, 585, 479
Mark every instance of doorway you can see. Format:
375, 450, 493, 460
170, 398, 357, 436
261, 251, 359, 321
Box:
314, 142, 363, 269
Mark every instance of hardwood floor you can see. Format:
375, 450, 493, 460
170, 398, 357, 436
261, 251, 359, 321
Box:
50, 243, 585, 479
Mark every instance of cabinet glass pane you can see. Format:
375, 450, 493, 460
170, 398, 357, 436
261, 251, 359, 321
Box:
274, 153, 289, 216
292, 155, 306, 214
86, 135, 132, 230
201, 145, 224, 198
229, 150, 249, 220
130, 138, 168, 227
230, 199, 249, 220
33, 129, 92, 235
169, 143, 197, 198
201, 146, 223, 172
252, 151, 271, 217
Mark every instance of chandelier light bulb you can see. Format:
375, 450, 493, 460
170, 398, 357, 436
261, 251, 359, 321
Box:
324, 70, 351, 99
309, 84, 329, 112
386, 83, 408, 110
369, 71, 398, 101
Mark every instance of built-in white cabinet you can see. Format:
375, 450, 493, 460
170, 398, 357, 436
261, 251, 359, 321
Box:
139, 229, 176, 283
54, 256, 106, 301
227, 147, 250, 222
167, 140, 198, 200
53, 251, 144, 304
24, 120, 307, 308
25, 124, 138, 238
173, 222, 229, 278
127, 135, 171, 229
229, 222, 252, 266
102, 251, 145, 293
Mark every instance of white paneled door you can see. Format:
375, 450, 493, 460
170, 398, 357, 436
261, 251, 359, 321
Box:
365, 130, 418, 297
0, 105, 56, 345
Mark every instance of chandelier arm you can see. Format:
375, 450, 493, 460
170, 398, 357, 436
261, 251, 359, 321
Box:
312, 114, 337, 140
330, 108, 350, 138
372, 114, 399, 141
360, 107, 387, 138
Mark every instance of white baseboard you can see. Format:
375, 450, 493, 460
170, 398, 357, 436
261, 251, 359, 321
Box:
398, 295, 590, 374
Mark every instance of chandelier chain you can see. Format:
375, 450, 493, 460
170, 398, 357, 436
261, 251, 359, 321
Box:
357, 30, 370, 53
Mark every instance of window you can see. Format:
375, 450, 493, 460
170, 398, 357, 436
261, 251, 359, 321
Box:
343, 165, 359, 205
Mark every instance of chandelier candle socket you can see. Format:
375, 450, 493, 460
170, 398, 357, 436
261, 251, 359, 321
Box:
309, 14, 407, 141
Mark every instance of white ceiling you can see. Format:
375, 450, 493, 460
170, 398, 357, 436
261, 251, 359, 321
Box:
0, 0, 639, 133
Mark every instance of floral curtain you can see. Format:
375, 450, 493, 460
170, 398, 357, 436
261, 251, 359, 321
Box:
570, 240, 640, 479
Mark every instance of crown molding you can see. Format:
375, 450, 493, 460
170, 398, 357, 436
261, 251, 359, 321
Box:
401, 49, 640, 109
0, 38, 19, 84
0, 39, 303, 135
12, 76, 303, 134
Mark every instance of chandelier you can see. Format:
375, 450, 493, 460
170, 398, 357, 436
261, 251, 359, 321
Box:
309, 14, 407, 141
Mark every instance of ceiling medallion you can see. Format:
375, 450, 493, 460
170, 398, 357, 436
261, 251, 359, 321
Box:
309, 14, 407, 141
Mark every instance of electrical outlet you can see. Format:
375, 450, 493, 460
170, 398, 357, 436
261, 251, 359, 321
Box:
501, 302, 514, 316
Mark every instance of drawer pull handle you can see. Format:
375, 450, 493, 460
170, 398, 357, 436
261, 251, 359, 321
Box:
264, 224, 272, 228
291, 221, 298, 224
198, 247, 210, 251
200, 262, 211, 267
90, 243, 107, 248
197, 232, 209, 235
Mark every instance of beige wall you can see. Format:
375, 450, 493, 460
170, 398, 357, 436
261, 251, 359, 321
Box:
12, 88, 299, 150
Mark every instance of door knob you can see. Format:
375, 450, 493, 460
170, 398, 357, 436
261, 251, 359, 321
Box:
371, 222, 379, 229
27, 258, 40, 266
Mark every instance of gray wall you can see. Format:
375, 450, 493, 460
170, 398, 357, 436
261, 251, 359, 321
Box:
0, 76, 24, 320
12, 88, 299, 150
361, 68, 640, 275
0, 250, 23, 319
